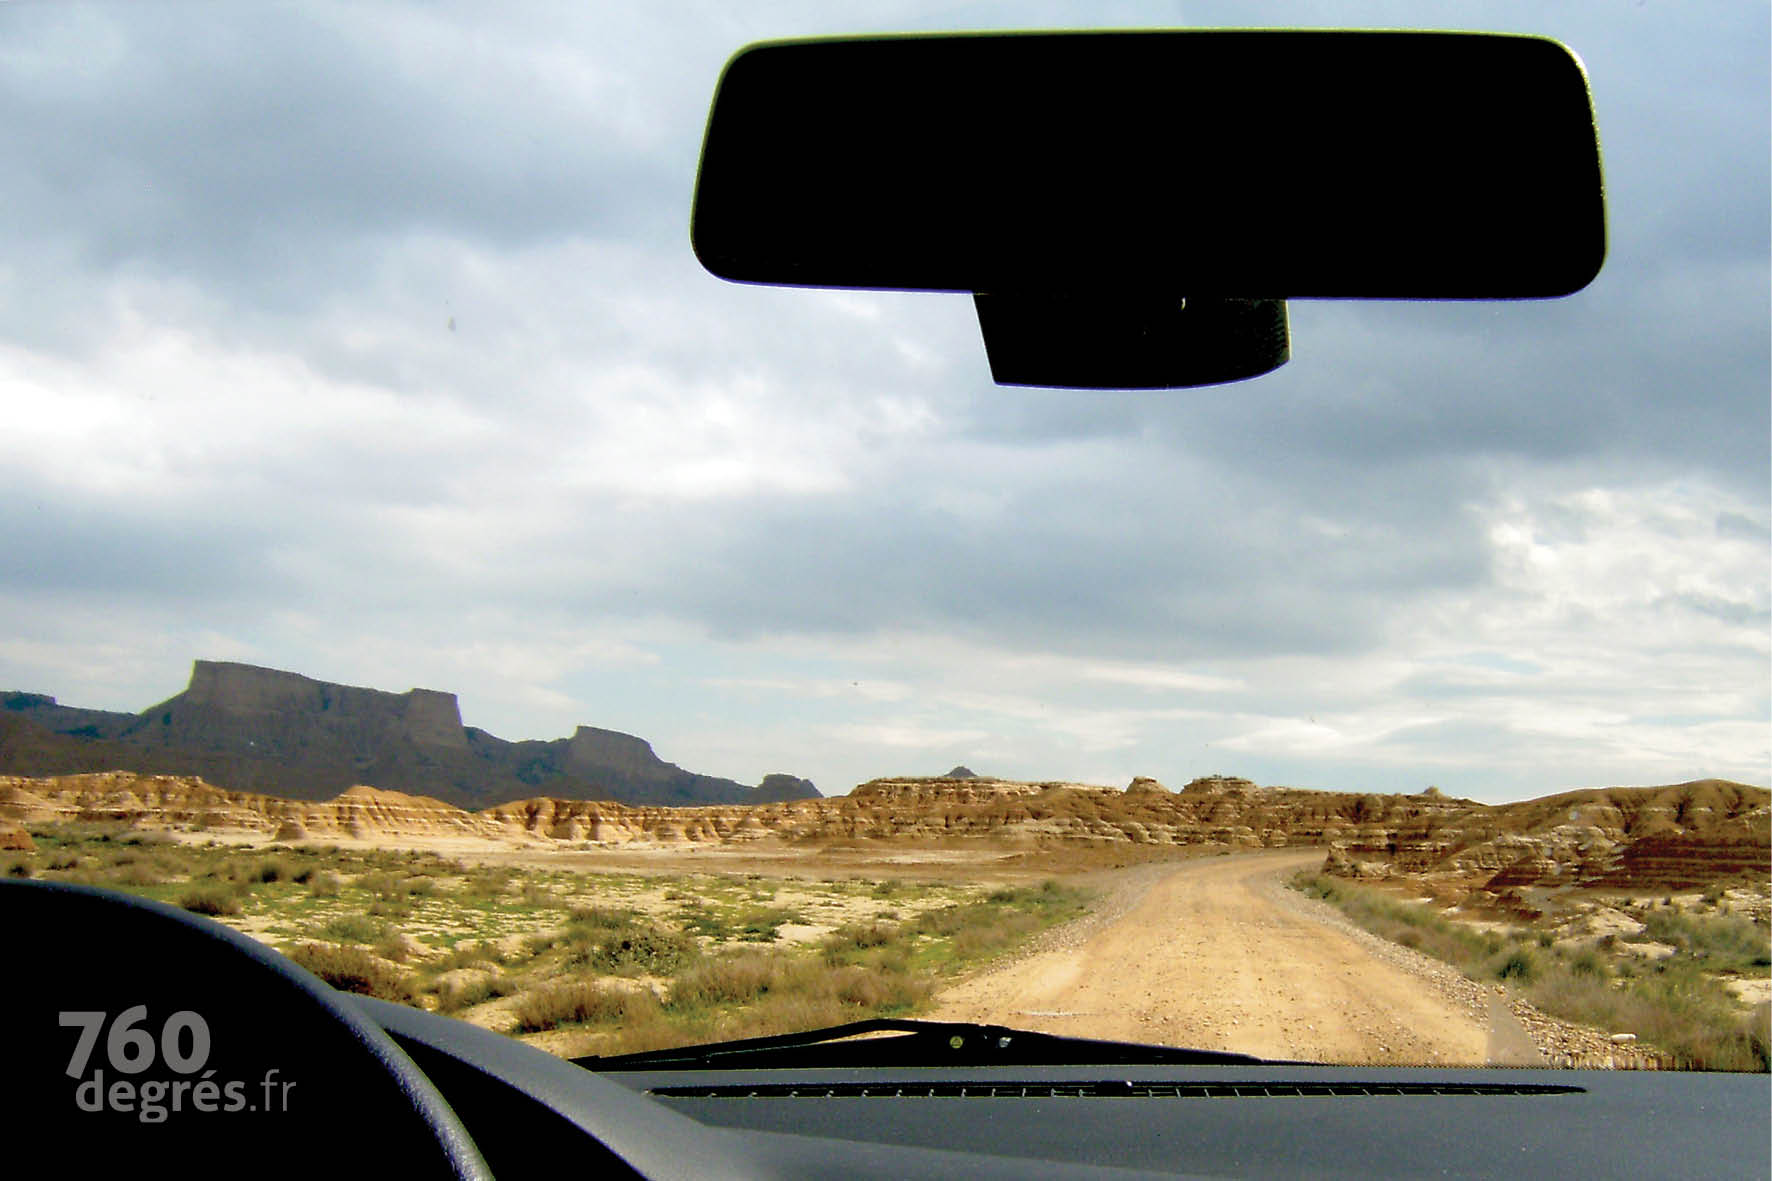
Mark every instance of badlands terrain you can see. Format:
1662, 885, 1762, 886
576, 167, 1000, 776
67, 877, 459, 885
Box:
2, 770, 1766, 1069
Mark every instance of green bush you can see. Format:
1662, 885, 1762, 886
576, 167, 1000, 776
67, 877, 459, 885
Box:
568, 923, 700, 975
1495, 949, 1539, 983
253, 858, 291, 884
1639, 910, 1771, 972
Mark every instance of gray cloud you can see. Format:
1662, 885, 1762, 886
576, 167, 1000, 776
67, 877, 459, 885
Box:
0, 1, 1764, 799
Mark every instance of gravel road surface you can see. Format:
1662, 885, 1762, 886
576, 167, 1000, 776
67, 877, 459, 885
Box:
929, 849, 1521, 1065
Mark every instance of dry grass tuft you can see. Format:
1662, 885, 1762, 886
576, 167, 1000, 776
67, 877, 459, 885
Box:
286, 942, 414, 1003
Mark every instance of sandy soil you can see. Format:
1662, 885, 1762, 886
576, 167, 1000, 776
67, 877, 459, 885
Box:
929, 849, 1508, 1065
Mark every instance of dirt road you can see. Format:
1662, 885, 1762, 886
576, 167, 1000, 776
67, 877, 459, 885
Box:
929, 850, 1513, 1065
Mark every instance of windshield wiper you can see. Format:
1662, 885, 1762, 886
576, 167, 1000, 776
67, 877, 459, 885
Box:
574, 1018, 1272, 1072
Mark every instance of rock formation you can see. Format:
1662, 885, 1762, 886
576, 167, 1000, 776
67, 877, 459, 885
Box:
0, 662, 818, 810
5, 770, 1760, 899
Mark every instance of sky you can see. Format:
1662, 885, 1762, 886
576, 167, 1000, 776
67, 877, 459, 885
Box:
0, 1, 1765, 804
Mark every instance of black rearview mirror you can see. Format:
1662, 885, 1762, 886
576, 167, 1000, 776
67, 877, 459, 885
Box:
692, 31, 1606, 388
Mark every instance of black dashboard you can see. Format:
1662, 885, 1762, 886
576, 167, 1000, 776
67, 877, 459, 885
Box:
364, 996, 1772, 1179
9, 878, 1769, 1180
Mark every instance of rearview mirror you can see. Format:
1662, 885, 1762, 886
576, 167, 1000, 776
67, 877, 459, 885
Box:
692, 31, 1606, 387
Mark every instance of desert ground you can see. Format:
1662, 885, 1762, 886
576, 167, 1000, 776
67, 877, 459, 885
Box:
929, 849, 1537, 1064
4, 772, 1765, 1068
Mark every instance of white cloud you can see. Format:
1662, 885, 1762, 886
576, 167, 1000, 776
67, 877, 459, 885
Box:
0, 2, 1764, 805
1082, 663, 1244, 693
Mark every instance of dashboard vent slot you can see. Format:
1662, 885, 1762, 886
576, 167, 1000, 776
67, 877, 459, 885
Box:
650, 1080, 1587, 1100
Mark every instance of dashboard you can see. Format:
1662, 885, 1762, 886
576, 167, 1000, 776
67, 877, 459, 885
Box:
371, 995, 1770, 1179
8, 880, 1764, 1180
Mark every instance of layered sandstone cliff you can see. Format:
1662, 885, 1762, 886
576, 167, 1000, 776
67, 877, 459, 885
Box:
6, 771, 1762, 895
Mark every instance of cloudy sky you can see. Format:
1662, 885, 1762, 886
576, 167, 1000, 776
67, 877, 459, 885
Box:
1, 1, 1765, 804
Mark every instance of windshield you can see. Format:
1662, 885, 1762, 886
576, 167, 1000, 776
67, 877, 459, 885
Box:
1, 2, 1766, 1074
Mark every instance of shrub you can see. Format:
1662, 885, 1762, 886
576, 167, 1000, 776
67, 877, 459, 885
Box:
434, 970, 517, 1014
1495, 949, 1539, 983
512, 981, 663, 1033
111, 861, 170, 887
568, 923, 700, 976
427, 940, 508, 974
464, 869, 517, 900
253, 858, 291, 884
735, 907, 804, 942
828, 964, 929, 1011
358, 871, 403, 899
669, 952, 813, 1009
1639, 910, 1771, 972
954, 914, 1039, 959
308, 871, 343, 899
286, 943, 413, 1002
824, 921, 901, 955
568, 905, 636, 926
320, 914, 391, 945
178, 885, 243, 916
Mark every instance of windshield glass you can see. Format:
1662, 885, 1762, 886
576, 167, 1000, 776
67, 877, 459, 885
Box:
1, 1, 1766, 1072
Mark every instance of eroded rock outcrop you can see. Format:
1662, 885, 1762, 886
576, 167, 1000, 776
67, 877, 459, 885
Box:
2, 772, 1763, 895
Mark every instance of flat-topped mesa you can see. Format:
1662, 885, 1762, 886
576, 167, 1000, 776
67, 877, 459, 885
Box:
186, 660, 319, 713
848, 776, 1051, 806
183, 660, 467, 749
567, 726, 667, 778
401, 689, 468, 749
0, 662, 818, 808
1183, 774, 1260, 795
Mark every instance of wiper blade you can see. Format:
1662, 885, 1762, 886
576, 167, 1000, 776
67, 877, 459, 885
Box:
574, 1018, 1271, 1072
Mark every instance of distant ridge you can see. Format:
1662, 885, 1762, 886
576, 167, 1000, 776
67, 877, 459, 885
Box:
0, 661, 819, 809
4, 772, 1761, 895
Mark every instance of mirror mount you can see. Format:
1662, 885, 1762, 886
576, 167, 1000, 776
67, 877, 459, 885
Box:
974, 294, 1289, 389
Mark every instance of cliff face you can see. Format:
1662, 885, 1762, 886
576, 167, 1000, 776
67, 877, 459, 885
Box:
7, 770, 1760, 898
0, 662, 818, 809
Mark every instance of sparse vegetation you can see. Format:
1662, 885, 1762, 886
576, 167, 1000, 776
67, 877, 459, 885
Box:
1292, 871, 1770, 1072
177, 884, 243, 916
512, 980, 665, 1034
319, 914, 392, 944
18, 823, 1098, 1058
286, 942, 414, 1002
